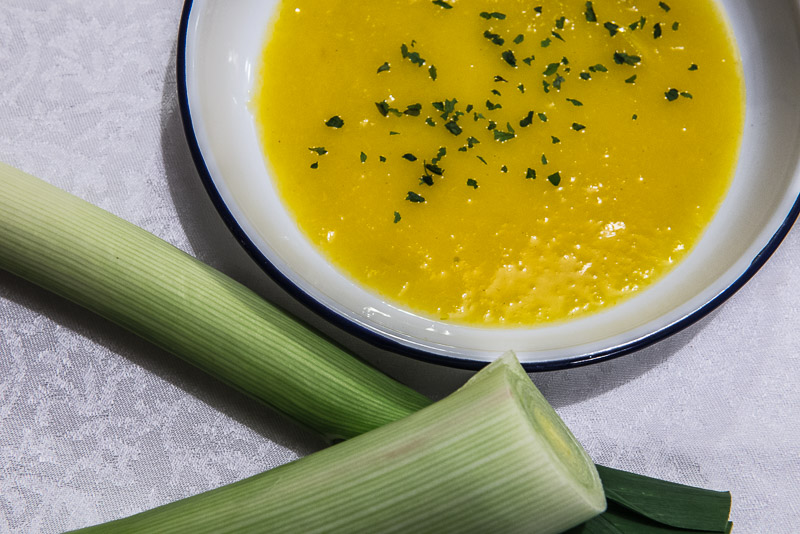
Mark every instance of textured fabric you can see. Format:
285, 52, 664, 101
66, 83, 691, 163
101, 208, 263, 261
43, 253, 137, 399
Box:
0, 2, 798, 532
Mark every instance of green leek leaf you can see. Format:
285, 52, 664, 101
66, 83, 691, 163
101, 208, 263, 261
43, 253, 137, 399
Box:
596, 465, 731, 531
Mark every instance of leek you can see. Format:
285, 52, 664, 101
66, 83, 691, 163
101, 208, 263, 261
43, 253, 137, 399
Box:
0, 162, 429, 441
70, 353, 606, 533
0, 162, 732, 532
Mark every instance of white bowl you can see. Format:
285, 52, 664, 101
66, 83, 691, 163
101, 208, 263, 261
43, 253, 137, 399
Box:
178, 0, 800, 370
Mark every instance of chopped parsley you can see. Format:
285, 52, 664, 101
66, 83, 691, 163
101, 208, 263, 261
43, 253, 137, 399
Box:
325, 116, 344, 128
665, 88, 680, 101
572, 122, 586, 131
585, 2, 597, 22
480, 11, 506, 20
467, 178, 479, 189
604, 22, 620, 36
548, 172, 562, 186
625, 74, 637, 84
406, 191, 426, 203
310, 162, 318, 169
543, 62, 560, 76
484, 30, 505, 46
393, 212, 401, 223
520, 111, 534, 127
659, 2, 671, 12
432, 0, 452, 8
377, 62, 391, 73
514, 34, 525, 44
613, 51, 642, 65
526, 168, 537, 179
361, 152, 367, 163
429, 65, 438, 80
309, 147, 327, 155
400, 43, 426, 66
654, 23, 662, 39
494, 123, 516, 142
502, 50, 517, 67
402, 153, 418, 161
445, 121, 463, 135
376, 100, 401, 117
566, 98, 583, 106
404, 103, 423, 116
425, 163, 444, 175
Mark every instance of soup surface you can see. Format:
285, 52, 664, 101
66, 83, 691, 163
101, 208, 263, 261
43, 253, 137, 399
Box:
254, 0, 744, 326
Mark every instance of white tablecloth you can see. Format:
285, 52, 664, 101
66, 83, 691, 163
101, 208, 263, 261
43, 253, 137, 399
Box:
1, 2, 798, 532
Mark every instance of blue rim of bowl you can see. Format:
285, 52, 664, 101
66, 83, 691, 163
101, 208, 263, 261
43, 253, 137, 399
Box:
176, 0, 800, 372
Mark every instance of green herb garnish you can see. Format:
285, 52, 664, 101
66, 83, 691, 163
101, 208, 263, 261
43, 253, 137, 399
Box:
613, 51, 641, 65
484, 30, 505, 46
543, 62, 560, 76
309, 147, 327, 155
502, 50, 517, 67
406, 191, 426, 203
548, 172, 562, 186
584, 2, 597, 22
400, 43, 426, 66
445, 121, 463, 136
377, 62, 391, 73
325, 116, 344, 128
467, 178, 479, 189
604, 22, 620, 36
520, 111, 534, 127
425, 163, 444, 175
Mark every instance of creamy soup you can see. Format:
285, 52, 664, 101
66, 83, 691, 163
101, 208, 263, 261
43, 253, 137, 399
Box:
254, 0, 744, 326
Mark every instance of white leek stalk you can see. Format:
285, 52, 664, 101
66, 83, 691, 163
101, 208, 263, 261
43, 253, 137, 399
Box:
0, 162, 429, 441
71, 352, 605, 533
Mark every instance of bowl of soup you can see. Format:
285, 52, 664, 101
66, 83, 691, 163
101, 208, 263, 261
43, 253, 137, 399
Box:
178, 0, 800, 370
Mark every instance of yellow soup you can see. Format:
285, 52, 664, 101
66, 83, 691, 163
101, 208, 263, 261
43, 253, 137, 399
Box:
255, 0, 744, 326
